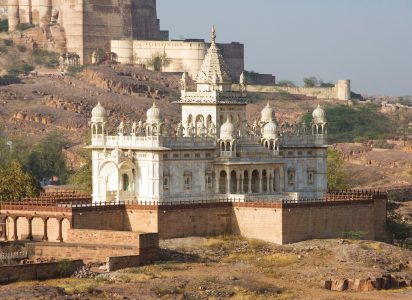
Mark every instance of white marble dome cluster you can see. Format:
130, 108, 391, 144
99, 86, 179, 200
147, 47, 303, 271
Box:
89, 26, 329, 205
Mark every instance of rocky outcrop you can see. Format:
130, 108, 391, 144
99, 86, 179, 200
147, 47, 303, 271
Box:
12, 111, 52, 125
323, 274, 412, 292
42, 95, 93, 115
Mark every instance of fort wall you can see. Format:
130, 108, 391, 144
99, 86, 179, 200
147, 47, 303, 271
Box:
111, 40, 244, 80
245, 80, 351, 101
7, 0, 169, 63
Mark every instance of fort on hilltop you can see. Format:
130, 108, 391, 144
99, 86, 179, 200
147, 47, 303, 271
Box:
6, 0, 169, 64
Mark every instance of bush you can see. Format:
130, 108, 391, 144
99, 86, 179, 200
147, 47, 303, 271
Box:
67, 65, 85, 74
276, 80, 295, 87
373, 139, 395, 149
6, 64, 35, 76
3, 39, 13, 47
0, 19, 8, 32
327, 150, 349, 190
301, 104, 396, 143
342, 231, 367, 240
16, 23, 34, 31
21, 64, 34, 73
33, 49, 59, 68
16, 45, 27, 52
0, 47, 7, 54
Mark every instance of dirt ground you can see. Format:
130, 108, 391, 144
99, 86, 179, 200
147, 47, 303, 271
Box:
0, 237, 411, 299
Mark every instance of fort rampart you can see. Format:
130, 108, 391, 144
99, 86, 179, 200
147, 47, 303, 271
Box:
244, 80, 351, 101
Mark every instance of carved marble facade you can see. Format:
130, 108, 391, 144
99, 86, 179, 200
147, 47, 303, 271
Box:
90, 28, 328, 204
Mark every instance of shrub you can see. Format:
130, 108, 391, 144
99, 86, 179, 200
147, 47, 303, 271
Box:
0, 19, 8, 32
0, 46, 7, 54
3, 39, 13, 46
16, 23, 34, 31
373, 139, 395, 149
21, 64, 34, 73
276, 80, 295, 87
16, 44, 27, 52
55, 260, 72, 278
301, 104, 396, 143
67, 65, 85, 74
342, 231, 366, 240
327, 150, 349, 190
33, 49, 59, 68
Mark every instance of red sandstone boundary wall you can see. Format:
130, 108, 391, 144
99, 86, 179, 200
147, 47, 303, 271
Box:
122, 197, 387, 244
0, 260, 84, 284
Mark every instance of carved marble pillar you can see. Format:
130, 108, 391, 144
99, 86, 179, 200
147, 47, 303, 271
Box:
236, 171, 241, 194
259, 170, 263, 194
240, 171, 244, 194
226, 169, 231, 194
248, 170, 252, 194
266, 170, 270, 194
215, 171, 220, 194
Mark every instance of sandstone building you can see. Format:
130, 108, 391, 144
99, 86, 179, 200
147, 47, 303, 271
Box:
7, 0, 169, 63
92, 28, 328, 204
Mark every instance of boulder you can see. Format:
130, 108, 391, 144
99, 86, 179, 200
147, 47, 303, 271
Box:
331, 279, 348, 291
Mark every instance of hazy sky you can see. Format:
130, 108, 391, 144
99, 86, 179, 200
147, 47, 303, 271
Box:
157, 0, 411, 96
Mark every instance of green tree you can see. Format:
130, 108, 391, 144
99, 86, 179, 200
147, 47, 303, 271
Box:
277, 80, 296, 87
303, 76, 318, 87
0, 161, 42, 201
301, 104, 396, 143
386, 201, 412, 249
319, 80, 335, 88
68, 150, 92, 193
25, 132, 69, 183
327, 149, 349, 190
0, 19, 8, 32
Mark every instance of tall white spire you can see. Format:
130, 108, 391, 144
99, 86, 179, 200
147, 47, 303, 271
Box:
195, 26, 232, 89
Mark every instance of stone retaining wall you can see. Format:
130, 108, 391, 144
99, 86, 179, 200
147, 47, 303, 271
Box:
0, 260, 84, 284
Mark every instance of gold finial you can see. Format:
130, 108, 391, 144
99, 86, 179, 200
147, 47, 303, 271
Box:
211, 25, 216, 45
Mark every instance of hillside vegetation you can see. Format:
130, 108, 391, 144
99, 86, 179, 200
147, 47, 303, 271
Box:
302, 103, 397, 143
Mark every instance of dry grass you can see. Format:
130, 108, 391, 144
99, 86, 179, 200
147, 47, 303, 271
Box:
254, 254, 299, 269
221, 253, 256, 263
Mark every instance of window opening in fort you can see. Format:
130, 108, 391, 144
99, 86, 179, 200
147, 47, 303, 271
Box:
288, 169, 295, 186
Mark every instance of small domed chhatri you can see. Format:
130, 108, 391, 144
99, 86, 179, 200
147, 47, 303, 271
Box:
220, 117, 236, 140
146, 102, 161, 124
261, 103, 275, 123
312, 104, 328, 135
262, 121, 277, 140
91, 102, 107, 122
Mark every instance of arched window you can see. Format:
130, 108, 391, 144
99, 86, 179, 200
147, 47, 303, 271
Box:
122, 174, 129, 191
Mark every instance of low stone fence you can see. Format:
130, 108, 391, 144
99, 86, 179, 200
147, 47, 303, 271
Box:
0, 78, 21, 86
0, 260, 84, 284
